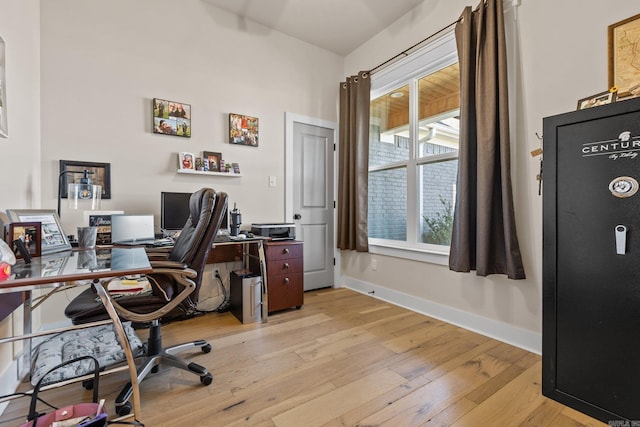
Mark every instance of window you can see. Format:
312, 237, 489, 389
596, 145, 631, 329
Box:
368, 31, 459, 263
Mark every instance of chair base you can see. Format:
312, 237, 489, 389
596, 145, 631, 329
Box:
114, 321, 213, 416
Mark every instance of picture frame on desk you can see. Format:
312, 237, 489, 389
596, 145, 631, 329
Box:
59, 160, 111, 199
6, 209, 71, 255
6, 222, 42, 259
83, 210, 124, 245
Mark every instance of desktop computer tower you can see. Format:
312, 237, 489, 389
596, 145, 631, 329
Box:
230, 270, 262, 324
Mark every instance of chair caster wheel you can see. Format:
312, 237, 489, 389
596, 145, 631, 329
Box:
82, 379, 94, 390
116, 401, 132, 416
202, 343, 212, 354
201, 373, 213, 386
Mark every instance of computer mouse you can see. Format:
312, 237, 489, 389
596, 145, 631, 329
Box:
236, 234, 246, 239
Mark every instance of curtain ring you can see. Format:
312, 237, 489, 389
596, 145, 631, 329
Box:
361, 72, 368, 79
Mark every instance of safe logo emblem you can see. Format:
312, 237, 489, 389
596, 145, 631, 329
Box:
581, 131, 640, 159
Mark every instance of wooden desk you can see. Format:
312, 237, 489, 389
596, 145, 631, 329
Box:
0, 247, 152, 422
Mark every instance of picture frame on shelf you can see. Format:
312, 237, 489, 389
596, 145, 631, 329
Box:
59, 160, 111, 199
229, 113, 259, 146
203, 151, 222, 172
178, 152, 195, 170
6, 222, 42, 259
608, 13, 640, 98
232, 162, 241, 174
6, 209, 71, 255
577, 89, 617, 110
153, 98, 191, 137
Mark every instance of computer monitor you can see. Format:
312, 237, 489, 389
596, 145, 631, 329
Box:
161, 191, 229, 233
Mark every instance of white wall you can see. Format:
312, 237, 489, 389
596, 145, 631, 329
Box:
0, 0, 40, 404
35, 0, 344, 325
342, 0, 640, 353
40, 0, 343, 235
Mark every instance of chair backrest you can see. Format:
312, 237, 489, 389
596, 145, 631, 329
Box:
169, 188, 228, 304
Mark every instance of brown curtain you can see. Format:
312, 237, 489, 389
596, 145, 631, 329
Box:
449, 0, 525, 279
337, 71, 370, 252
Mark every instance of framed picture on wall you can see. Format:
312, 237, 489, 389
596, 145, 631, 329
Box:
609, 13, 640, 98
59, 160, 111, 199
6, 209, 71, 255
229, 113, 259, 146
153, 98, 191, 137
0, 35, 7, 138
6, 222, 42, 259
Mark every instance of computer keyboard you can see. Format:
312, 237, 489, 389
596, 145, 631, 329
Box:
152, 238, 174, 246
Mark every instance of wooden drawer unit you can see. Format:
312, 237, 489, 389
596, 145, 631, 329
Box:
264, 240, 303, 313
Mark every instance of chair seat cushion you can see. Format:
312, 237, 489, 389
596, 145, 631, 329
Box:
31, 322, 143, 386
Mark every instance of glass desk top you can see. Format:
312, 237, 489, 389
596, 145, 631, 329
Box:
0, 246, 152, 291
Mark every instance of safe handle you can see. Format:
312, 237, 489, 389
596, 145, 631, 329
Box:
615, 224, 627, 255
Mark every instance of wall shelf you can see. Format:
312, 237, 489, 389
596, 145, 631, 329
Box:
177, 169, 242, 177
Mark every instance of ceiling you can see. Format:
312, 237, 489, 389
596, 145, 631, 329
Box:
202, 0, 425, 55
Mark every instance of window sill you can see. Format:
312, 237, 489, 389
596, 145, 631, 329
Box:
368, 240, 450, 266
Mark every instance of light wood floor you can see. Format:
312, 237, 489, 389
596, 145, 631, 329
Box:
1, 288, 607, 426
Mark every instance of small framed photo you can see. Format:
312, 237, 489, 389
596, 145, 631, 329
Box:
6, 209, 71, 254
577, 90, 617, 110
609, 13, 640, 98
83, 210, 124, 245
153, 98, 191, 137
203, 151, 222, 172
178, 152, 195, 170
60, 160, 111, 199
229, 113, 259, 146
6, 222, 42, 259
232, 162, 241, 174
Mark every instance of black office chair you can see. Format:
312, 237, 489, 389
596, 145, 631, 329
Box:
64, 188, 228, 415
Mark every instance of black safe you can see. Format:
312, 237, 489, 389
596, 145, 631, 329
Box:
543, 96, 640, 423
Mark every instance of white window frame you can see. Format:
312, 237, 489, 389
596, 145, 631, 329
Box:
368, 30, 458, 266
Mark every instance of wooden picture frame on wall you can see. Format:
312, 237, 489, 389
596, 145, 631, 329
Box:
608, 13, 640, 98
6, 222, 42, 259
59, 160, 111, 199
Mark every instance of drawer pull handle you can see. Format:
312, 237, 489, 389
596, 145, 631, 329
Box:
284, 278, 289, 285
283, 248, 290, 254
284, 263, 289, 270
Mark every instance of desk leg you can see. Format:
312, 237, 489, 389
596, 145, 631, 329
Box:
20, 291, 32, 380
257, 241, 268, 323
94, 280, 142, 421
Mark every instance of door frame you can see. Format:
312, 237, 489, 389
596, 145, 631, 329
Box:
285, 112, 340, 289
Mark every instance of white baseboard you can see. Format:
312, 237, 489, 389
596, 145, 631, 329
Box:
341, 277, 541, 354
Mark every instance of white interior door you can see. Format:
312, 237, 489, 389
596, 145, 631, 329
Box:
287, 115, 335, 291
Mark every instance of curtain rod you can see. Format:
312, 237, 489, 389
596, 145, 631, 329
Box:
368, 18, 461, 75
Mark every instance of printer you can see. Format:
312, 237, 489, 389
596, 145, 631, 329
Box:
250, 223, 296, 240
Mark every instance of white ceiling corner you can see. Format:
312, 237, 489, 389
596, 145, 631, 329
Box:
201, 0, 425, 56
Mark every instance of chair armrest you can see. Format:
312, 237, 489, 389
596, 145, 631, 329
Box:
107, 267, 197, 323
149, 260, 189, 270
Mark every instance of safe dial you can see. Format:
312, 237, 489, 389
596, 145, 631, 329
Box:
609, 176, 639, 198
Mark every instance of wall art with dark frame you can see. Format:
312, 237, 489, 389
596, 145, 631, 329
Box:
6, 222, 42, 259
153, 98, 191, 137
59, 160, 111, 199
609, 13, 640, 98
229, 113, 258, 146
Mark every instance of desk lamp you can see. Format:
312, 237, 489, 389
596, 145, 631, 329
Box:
57, 170, 102, 217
